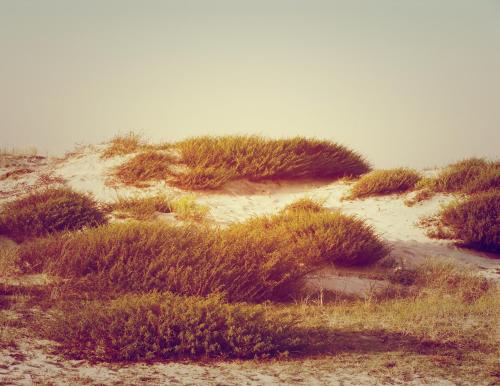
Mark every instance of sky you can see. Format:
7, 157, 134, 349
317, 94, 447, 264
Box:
1, 0, 499, 168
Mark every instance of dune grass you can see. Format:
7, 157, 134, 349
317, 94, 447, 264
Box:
0, 188, 107, 242
346, 168, 421, 200
432, 158, 499, 194
431, 191, 499, 253
114, 135, 370, 189
18, 201, 387, 302
108, 195, 173, 220
101, 132, 146, 159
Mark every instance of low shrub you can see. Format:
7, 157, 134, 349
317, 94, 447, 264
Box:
114, 151, 176, 187
432, 158, 499, 194
170, 194, 209, 222
434, 191, 499, 252
282, 197, 325, 213
346, 168, 421, 199
45, 292, 304, 361
0, 188, 107, 242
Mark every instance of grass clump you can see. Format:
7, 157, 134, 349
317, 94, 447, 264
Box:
228, 202, 389, 268
432, 191, 499, 252
114, 150, 176, 187
346, 168, 421, 200
101, 132, 146, 159
174, 136, 370, 189
44, 292, 304, 361
109, 195, 172, 220
0, 188, 107, 242
432, 158, 499, 194
114, 135, 370, 189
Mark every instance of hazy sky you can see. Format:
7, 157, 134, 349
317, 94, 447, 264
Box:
1, 0, 499, 168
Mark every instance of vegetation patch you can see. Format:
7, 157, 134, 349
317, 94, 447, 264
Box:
431, 158, 499, 194
19, 201, 388, 301
114, 135, 370, 189
0, 188, 107, 242
44, 292, 304, 361
101, 132, 147, 159
346, 168, 421, 200
109, 195, 173, 220
431, 191, 499, 253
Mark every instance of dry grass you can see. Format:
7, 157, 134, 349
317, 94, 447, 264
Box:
430, 191, 499, 252
109, 195, 173, 220
0, 187, 107, 242
114, 150, 176, 187
346, 168, 421, 200
101, 132, 146, 159
113, 135, 370, 190
432, 158, 499, 194
170, 194, 209, 222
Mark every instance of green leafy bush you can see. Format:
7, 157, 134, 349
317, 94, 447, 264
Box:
347, 168, 421, 199
0, 188, 107, 242
45, 292, 305, 361
436, 191, 499, 252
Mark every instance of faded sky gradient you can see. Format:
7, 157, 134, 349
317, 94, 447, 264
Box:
1, 0, 499, 168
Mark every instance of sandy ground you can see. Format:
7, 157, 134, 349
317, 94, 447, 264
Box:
1, 145, 499, 385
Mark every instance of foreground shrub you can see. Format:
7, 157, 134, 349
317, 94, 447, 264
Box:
434, 191, 499, 252
19, 202, 388, 301
0, 188, 107, 242
432, 158, 499, 194
19, 222, 303, 302
45, 292, 304, 361
174, 136, 371, 189
347, 168, 421, 199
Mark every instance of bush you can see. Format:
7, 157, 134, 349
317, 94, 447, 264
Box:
433, 158, 499, 194
347, 168, 421, 199
45, 292, 305, 361
435, 191, 499, 252
0, 188, 107, 242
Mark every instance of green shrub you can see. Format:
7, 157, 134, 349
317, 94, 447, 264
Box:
45, 292, 305, 361
433, 158, 499, 194
0, 188, 107, 242
347, 168, 421, 199
436, 191, 499, 252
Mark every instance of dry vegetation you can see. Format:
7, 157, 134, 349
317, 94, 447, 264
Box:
108, 195, 173, 220
430, 191, 499, 252
346, 168, 421, 200
101, 132, 147, 159
0, 188, 107, 242
18, 201, 387, 302
107, 135, 371, 190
